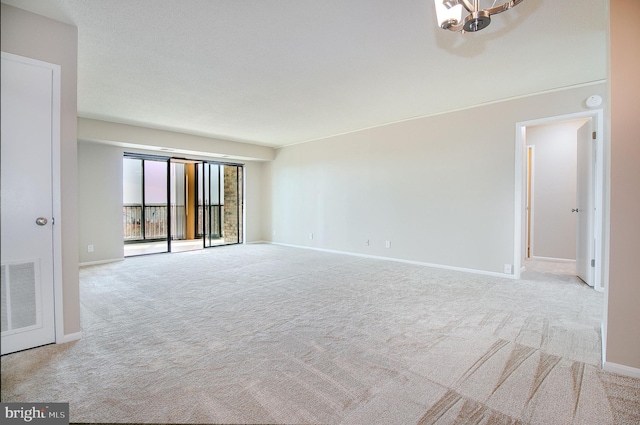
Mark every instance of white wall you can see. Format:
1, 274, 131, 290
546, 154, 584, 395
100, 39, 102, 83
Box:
78, 142, 125, 263
263, 84, 607, 275
78, 140, 265, 264
1, 4, 80, 335
243, 161, 264, 243
606, 0, 640, 372
526, 120, 587, 260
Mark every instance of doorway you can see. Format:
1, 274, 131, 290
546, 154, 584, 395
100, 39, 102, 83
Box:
515, 110, 604, 291
524, 119, 588, 262
170, 159, 201, 253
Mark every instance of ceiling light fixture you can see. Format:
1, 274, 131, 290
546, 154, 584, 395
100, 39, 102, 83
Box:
434, 0, 524, 33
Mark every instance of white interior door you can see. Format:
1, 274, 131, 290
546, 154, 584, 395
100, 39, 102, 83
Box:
1, 53, 57, 354
576, 120, 595, 286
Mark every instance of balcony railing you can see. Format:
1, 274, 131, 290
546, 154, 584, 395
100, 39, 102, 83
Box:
123, 203, 223, 241
123, 204, 168, 241
196, 205, 223, 238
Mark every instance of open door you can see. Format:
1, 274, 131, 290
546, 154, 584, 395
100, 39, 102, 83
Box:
170, 159, 202, 253
576, 120, 595, 286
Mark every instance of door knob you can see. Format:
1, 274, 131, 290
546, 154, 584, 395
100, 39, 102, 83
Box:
35, 217, 48, 226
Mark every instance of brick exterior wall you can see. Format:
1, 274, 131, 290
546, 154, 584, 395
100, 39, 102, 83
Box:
223, 166, 241, 243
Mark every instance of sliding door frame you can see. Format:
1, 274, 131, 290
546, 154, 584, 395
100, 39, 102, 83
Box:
198, 161, 244, 248
123, 153, 172, 253
124, 153, 244, 256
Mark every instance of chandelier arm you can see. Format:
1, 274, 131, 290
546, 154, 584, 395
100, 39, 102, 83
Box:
485, 0, 523, 15
484, 3, 510, 15
459, 0, 477, 13
442, 21, 466, 32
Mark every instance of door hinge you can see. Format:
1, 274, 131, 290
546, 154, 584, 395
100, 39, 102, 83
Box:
592, 131, 597, 140
591, 259, 595, 268
52, 217, 55, 225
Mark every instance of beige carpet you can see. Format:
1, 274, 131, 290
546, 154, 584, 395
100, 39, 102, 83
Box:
1, 244, 639, 424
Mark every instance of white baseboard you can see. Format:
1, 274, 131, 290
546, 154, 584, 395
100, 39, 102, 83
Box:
80, 258, 124, 267
530, 256, 576, 262
603, 361, 640, 379
246, 240, 268, 244
269, 242, 514, 279
57, 331, 82, 344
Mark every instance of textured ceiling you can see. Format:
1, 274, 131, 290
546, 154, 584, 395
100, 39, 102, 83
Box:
2, 0, 607, 148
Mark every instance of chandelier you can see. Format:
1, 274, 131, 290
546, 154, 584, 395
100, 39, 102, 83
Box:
434, 0, 524, 33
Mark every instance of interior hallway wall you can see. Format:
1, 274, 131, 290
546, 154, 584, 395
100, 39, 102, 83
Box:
606, 0, 640, 372
263, 84, 606, 275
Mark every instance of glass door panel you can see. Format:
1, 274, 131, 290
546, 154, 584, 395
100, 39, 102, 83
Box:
210, 164, 221, 244
170, 162, 186, 241
196, 162, 204, 240
122, 156, 169, 256
202, 163, 222, 247
238, 166, 244, 243
203, 164, 210, 248
123, 157, 143, 242
221, 165, 240, 244
196, 162, 243, 248
143, 160, 169, 248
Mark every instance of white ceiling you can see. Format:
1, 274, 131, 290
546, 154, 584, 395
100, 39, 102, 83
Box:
3, 0, 608, 148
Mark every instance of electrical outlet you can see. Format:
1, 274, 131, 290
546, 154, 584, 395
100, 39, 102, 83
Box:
385, 241, 391, 248
272, 230, 276, 236
88, 244, 94, 253
365, 239, 370, 246
504, 264, 512, 274
309, 233, 314, 240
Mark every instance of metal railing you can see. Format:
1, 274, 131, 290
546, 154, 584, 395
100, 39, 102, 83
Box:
196, 204, 222, 238
124, 204, 224, 241
123, 204, 168, 241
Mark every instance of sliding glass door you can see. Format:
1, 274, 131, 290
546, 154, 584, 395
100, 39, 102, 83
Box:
123, 156, 169, 256
124, 154, 243, 257
197, 163, 243, 247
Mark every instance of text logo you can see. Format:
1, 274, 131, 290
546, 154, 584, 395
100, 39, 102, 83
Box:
1, 403, 68, 425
